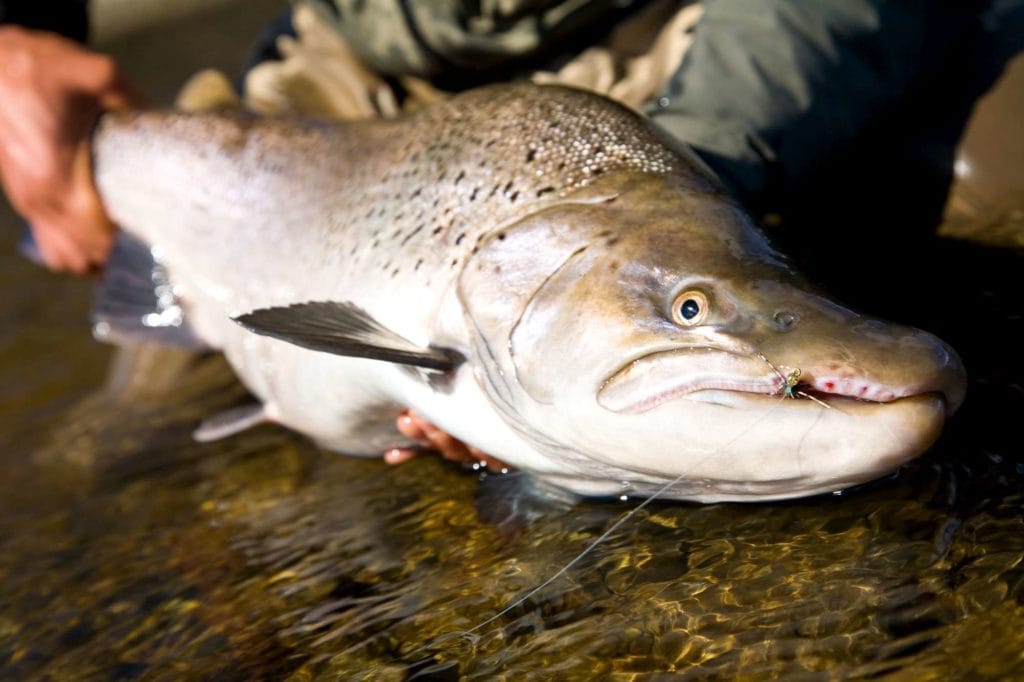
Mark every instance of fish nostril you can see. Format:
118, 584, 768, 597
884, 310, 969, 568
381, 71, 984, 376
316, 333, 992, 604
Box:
773, 311, 798, 331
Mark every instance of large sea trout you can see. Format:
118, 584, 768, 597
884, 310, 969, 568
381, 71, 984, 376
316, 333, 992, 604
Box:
91, 83, 965, 502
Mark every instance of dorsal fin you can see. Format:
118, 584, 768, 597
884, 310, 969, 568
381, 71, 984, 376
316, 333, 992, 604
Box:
234, 301, 463, 371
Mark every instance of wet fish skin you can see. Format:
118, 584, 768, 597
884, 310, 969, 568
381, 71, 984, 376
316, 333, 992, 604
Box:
92, 83, 965, 502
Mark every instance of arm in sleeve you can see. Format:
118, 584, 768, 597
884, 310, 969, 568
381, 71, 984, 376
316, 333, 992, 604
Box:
0, 0, 89, 42
646, 0, 983, 209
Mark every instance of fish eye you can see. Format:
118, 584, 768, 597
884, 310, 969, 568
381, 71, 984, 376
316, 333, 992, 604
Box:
671, 290, 709, 326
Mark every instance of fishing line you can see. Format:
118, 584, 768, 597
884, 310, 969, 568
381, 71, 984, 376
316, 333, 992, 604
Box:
446, 389, 795, 647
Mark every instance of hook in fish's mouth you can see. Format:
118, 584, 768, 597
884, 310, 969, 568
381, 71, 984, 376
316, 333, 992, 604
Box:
597, 348, 959, 415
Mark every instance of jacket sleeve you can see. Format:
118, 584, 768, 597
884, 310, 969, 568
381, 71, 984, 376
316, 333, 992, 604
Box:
645, 0, 985, 209
0, 0, 89, 42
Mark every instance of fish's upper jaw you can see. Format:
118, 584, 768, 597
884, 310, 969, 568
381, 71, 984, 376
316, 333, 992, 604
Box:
597, 345, 966, 420
795, 367, 965, 416
765, 325, 968, 417
597, 347, 782, 414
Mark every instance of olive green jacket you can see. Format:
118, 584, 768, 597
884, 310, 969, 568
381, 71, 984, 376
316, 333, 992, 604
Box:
303, 0, 647, 81
304, 0, 1021, 208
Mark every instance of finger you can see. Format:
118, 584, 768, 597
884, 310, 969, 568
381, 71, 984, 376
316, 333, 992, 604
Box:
383, 447, 420, 465
31, 215, 91, 273
396, 410, 430, 443
420, 421, 477, 463
68, 140, 115, 262
468, 448, 510, 472
98, 72, 143, 110
53, 50, 119, 93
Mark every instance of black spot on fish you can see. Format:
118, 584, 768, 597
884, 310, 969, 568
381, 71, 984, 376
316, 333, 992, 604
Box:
536, 186, 555, 198
503, 181, 514, 194
509, 191, 519, 202
526, 148, 536, 163
414, 258, 423, 271
469, 187, 479, 201
372, 238, 380, 248
410, 187, 422, 199
450, 258, 458, 268
432, 226, 443, 236
391, 267, 400, 277
455, 233, 466, 246
402, 224, 425, 246
497, 233, 506, 241
454, 170, 465, 185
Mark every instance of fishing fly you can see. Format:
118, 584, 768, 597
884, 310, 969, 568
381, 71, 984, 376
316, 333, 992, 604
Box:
757, 352, 832, 409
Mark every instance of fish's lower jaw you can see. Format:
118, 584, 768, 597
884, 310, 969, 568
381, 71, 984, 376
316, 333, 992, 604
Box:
536, 393, 946, 503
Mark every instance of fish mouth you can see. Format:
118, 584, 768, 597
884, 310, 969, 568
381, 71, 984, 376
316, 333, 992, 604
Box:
597, 347, 961, 415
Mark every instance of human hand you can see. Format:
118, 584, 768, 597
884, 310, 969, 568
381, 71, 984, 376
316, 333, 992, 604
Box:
385, 410, 511, 472
0, 26, 137, 274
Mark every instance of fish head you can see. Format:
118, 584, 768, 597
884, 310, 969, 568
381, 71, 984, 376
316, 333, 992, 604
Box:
459, 172, 965, 502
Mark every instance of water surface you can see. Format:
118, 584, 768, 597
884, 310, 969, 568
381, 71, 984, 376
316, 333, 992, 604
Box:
0, 216, 1022, 679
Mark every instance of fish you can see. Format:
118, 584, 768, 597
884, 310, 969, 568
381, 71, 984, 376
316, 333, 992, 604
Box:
90, 83, 966, 503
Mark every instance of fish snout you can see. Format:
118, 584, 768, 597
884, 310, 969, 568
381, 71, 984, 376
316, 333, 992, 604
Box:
909, 330, 966, 415
798, 329, 966, 415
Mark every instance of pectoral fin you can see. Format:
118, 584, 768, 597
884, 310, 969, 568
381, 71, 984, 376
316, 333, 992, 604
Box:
194, 403, 270, 442
234, 301, 463, 371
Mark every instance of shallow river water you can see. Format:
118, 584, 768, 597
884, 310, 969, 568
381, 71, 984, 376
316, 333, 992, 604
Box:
0, 213, 1022, 680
